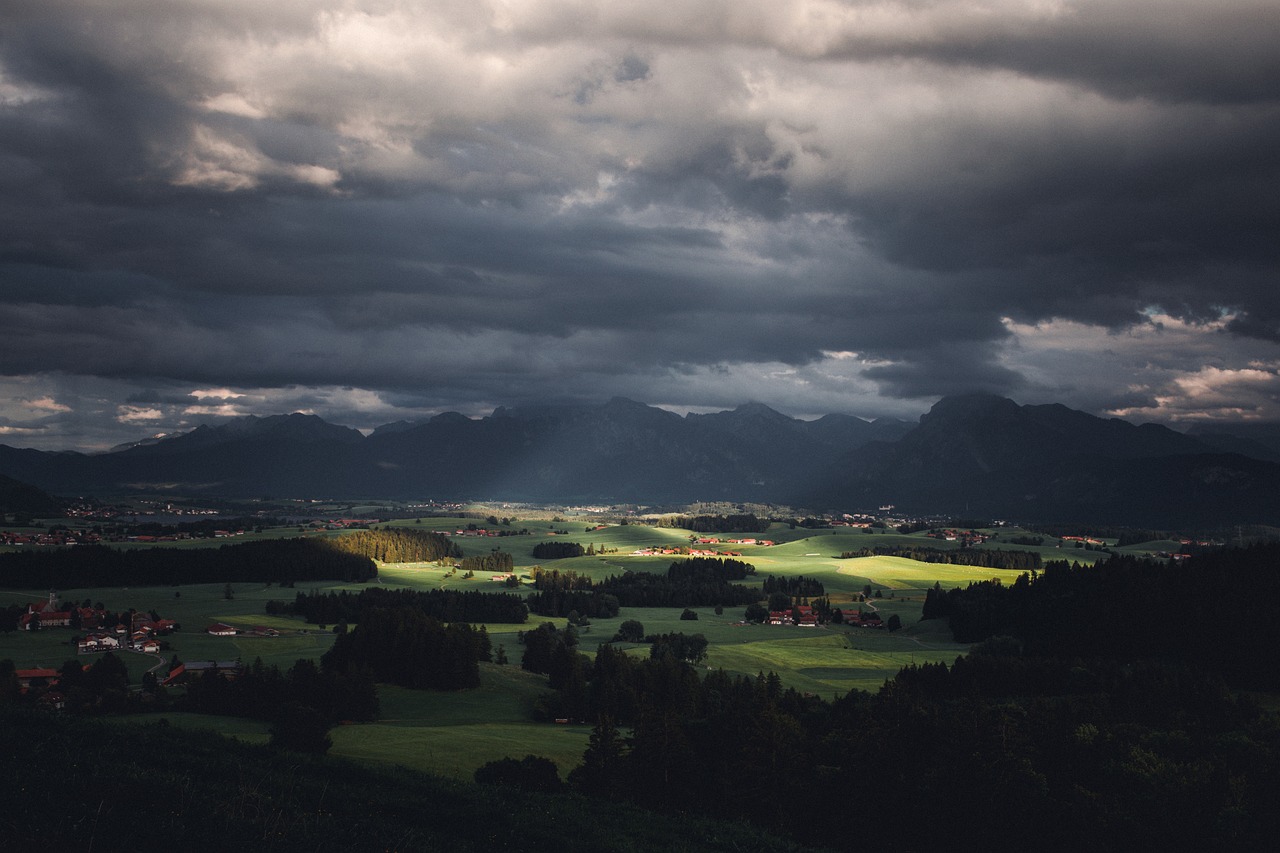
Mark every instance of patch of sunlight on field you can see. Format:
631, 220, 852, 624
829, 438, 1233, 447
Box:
836, 555, 1031, 588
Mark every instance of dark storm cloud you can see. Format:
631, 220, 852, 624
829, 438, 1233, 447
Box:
1, 1, 1278, 449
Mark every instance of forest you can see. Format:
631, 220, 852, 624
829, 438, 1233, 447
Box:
327, 527, 462, 563
530, 540, 585, 559
272, 585, 529, 625
459, 550, 514, 573
525, 558, 762, 618
920, 542, 1280, 688
655, 513, 766, 533
321, 606, 493, 690
0, 537, 376, 587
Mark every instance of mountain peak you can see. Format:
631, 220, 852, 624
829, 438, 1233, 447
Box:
921, 393, 1019, 424
732, 401, 789, 421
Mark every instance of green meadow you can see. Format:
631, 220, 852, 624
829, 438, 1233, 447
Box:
3, 520, 1066, 779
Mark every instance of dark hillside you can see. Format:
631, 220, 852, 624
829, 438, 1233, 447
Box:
0, 708, 819, 852
0, 472, 62, 516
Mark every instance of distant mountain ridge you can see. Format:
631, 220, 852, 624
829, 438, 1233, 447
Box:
1, 394, 1278, 526
0, 400, 911, 504
814, 393, 1280, 526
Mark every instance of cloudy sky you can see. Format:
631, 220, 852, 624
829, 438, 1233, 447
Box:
2, 0, 1278, 451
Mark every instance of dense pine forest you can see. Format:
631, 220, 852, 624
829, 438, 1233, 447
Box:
181, 657, 379, 733
655, 513, 767, 533
273, 586, 529, 625
459, 550, 515, 573
0, 538, 375, 587
327, 527, 462, 563
530, 540, 586, 559
521, 625, 1279, 849
921, 542, 1280, 688
321, 606, 493, 690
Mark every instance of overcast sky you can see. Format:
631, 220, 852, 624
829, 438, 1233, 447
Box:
2, 0, 1279, 451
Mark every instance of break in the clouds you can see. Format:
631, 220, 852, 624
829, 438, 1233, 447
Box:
2, 0, 1278, 450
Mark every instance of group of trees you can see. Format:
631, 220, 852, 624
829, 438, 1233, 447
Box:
656, 513, 765, 533
505, 609, 1280, 848
0, 538, 376, 587
920, 543, 1280, 688
182, 657, 378, 744
321, 606, 491, 691
459, 551, 514, 573
271, 586, 528, 625
327, 528, 461, 563
759, 574, 825, 597
524, 569, 621, 619
530, 541, 585, 559
526, 560, 762, 619
840, 544, 1043, 570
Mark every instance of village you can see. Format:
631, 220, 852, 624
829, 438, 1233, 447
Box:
6, 590, 265, 707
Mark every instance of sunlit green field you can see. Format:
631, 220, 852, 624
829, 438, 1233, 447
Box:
3, 520, 1061, 780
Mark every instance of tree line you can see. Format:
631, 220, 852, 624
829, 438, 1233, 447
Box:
327, 527, 462, 563
181, 656, 378, 735
525, 558, 762, 618
531, 541, 585, 559
655, 513, 766, 533
759, 574, 825, 597
459, 551, 514, 573
921, 543, 1280, 689
0, 538, 376, 588
271, 586, 529, 625
509, 625, 1280, 849
321, 606, 493, 691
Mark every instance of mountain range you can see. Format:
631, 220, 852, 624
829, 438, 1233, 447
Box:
2, 394, 1278, 526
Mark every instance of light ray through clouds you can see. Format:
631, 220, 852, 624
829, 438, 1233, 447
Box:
1, 0, 1278, 450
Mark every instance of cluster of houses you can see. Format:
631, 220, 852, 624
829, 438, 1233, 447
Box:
301, 518, 372, 531
765, 605, 884, 629
2, 529, 100, 547
631, 546, 747, 557
15, 592, 177, 656
925, 529, 991, 546
77, 610, 177, 656
768, 605, 821, 627
1, 527, 248, 546
842, 609, 884, 628
693, 537, 776, 547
